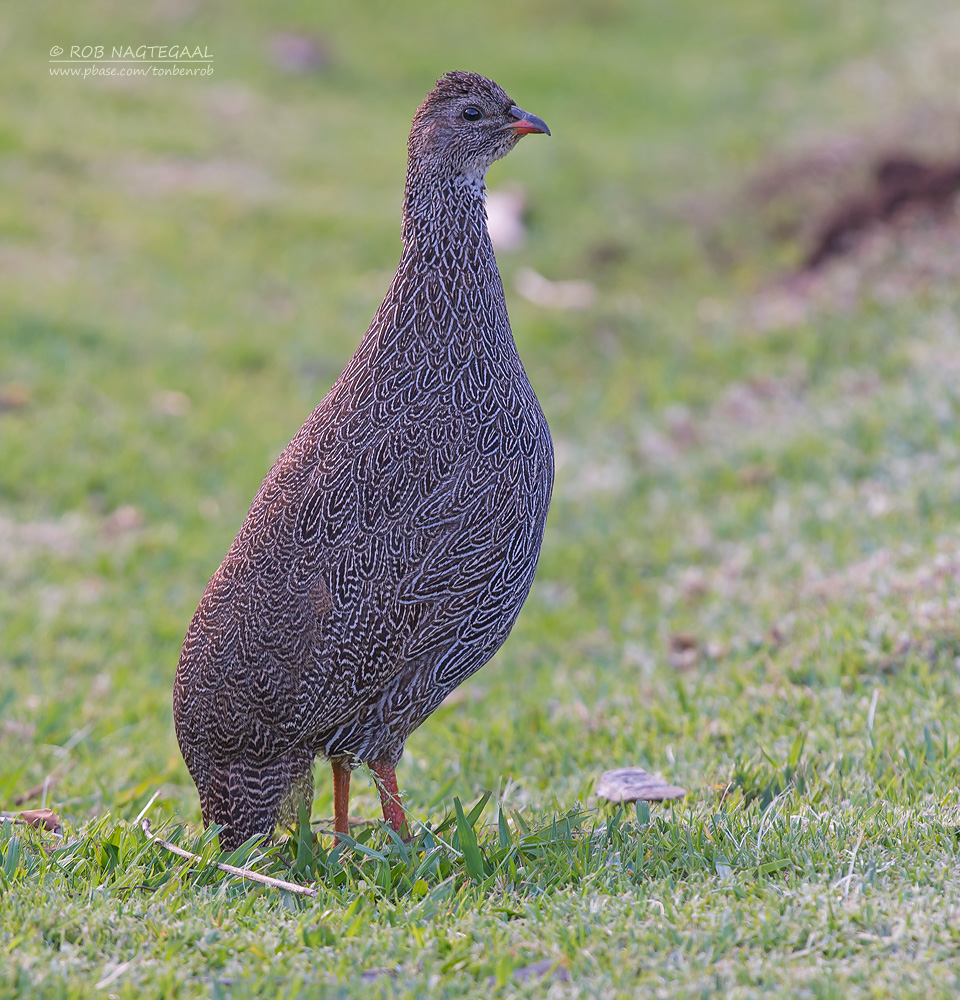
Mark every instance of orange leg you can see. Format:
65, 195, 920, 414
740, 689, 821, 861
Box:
331, 758, 351, 839
370, 759, 410, 841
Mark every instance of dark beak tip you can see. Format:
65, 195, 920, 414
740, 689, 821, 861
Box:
506, 105, 551, 137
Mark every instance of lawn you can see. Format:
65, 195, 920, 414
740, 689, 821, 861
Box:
3, 0, 960, 996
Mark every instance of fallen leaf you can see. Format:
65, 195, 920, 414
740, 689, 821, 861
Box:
268, 32, 330, 75
487, 959, 571, 987
486, 186, 527, 251
668, 633, 700, 671
359, 967, 397, 983
151, 389, 191, 417
515, 268, 595, 309
737, 464, 774, 486
0, 383, 31, 411
596, 767, 686, 803
101, 506, 144, 538
1, 808, 63, 834
512, 959, 570, 984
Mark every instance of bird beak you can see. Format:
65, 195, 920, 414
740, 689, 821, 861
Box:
500, 106, 551, 137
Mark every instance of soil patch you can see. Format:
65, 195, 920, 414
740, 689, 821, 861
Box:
803, 152, 960, 270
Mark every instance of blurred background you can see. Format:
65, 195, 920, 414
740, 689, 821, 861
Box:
3, 0, 960, 828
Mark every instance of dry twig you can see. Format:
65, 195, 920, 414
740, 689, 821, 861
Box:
12, 762, 73, 806
140, 821, 318, 898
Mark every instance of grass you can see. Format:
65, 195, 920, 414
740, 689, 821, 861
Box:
3, 0, 960, 995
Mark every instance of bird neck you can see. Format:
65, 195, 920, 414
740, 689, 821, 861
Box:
400, 162, 492, 264
374, 158, 514, 359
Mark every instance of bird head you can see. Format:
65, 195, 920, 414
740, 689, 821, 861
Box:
407, 71, 550, 183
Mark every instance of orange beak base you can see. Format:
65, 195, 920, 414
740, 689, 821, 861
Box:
501, 106, 551, 137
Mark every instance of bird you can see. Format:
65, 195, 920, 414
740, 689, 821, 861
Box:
173, 71, 554, 852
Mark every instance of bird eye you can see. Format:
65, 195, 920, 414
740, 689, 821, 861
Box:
461, 106, 483, 122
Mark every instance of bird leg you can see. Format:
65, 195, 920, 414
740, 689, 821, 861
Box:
369, 759, 410, 841
331, 758, 351, 839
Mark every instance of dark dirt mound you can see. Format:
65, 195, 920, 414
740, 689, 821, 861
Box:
803, 153, 960, 270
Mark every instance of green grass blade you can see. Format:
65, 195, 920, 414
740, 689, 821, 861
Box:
453, 797, 484, 881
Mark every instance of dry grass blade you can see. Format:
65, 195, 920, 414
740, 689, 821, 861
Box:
140, 821, 318, 898
95, 959, 136, 990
